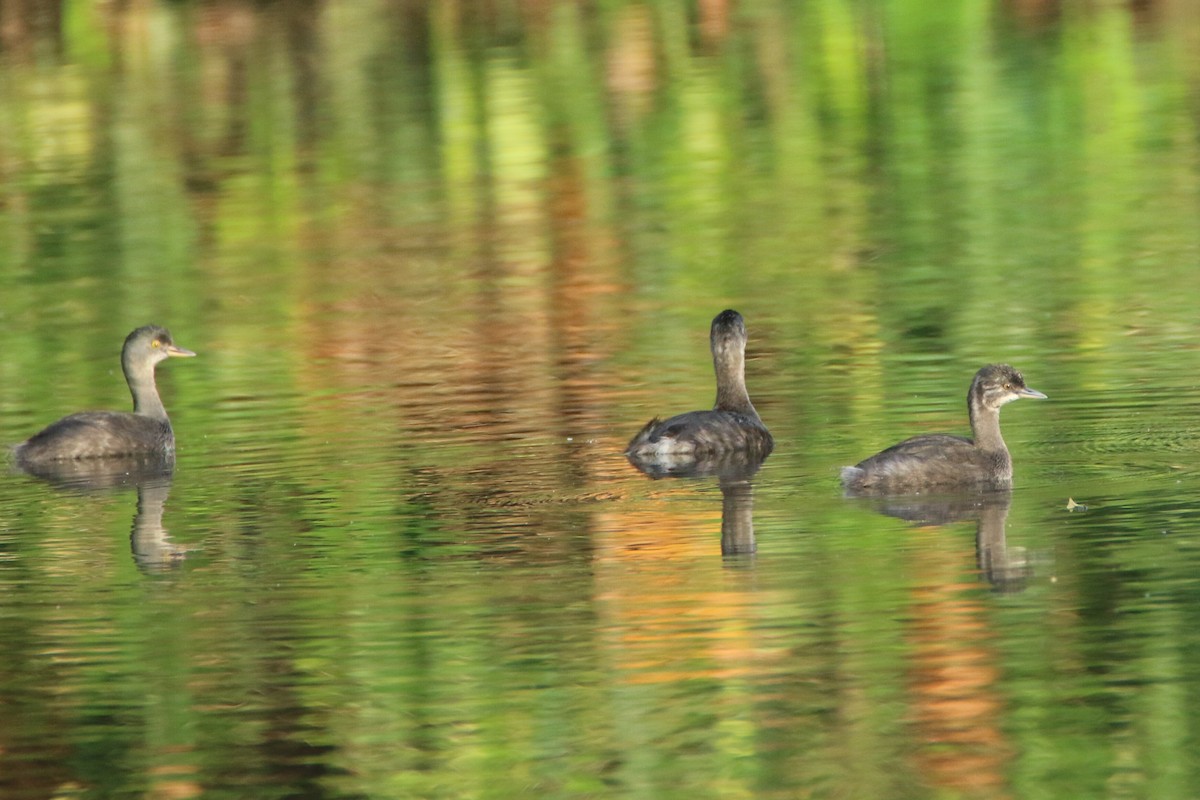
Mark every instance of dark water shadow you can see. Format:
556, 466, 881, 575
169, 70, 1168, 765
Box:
627, 451, 767, 558
13, 456, 190, 574
849, 491, 1030, 592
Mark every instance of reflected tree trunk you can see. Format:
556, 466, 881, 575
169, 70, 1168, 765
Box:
280, 0, 324, 152
0, 0, 63, 61
907, 535, 1012, 796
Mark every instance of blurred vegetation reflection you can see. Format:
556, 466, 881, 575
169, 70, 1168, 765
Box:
2, 1, 1200, 798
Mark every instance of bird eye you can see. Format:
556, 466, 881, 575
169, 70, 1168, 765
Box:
1004, 383, 1012, 391
152, 340, 162, 349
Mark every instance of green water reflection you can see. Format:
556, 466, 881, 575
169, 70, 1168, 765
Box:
2, 1, 1200, 798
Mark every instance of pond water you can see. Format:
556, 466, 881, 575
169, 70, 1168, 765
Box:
2, 1, 1200, 798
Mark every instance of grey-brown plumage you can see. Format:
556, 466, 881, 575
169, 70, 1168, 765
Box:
13, 325, 196, 466
626, 309, 773, 459
841, 364, 1046, 494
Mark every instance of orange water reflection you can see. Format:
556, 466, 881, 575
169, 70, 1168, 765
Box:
595, 507, 774, 686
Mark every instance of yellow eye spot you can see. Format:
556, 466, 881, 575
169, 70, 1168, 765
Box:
152, 340, 161, 348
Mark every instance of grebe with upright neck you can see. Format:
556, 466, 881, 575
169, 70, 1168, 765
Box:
626, 310, 772, 459
14, 325, 196, 466
841, 364, 1045, 494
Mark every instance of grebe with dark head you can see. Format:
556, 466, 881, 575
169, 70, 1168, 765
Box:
841, 364, 1045, 494
626, 309, 772, 460
13, 325, 196, 467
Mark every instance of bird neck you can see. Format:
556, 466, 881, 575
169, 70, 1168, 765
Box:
968, 403, 1006, 452
713, 350, 757, 417
126, 359, 168, 421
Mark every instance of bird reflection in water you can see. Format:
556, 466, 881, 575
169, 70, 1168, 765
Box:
626, 450, 768, 557
853, 491, 1026, 794
851, 491, 1030, 591
14, 456, 190, 573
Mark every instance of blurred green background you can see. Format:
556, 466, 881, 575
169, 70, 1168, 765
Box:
1, 2, 1200, 798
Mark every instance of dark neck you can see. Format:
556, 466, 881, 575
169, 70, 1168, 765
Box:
713, 351, 758, 418
126, 359, 168, 420
968, 403, 1006, 452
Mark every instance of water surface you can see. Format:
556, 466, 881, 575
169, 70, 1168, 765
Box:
2, 2, 1200, 798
